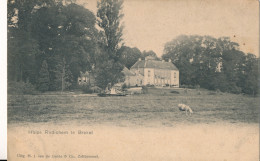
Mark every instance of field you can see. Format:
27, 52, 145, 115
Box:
8, 88, 259, 161
8, 88, 259, 126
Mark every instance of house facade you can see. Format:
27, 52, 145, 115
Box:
122, 67, 143, 87
77, 71, 95, 86
129, 56, 179, 87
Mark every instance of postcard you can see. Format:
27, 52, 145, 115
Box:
7, 0, 259, 161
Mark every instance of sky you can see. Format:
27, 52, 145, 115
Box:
78, 0, 259, 57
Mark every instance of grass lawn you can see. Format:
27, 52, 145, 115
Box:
8, 88, 259, 126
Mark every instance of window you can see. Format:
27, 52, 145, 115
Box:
174, 72, 176, 78
148, 70, 150, 77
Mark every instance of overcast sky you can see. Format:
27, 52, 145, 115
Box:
78, 0, 259, 57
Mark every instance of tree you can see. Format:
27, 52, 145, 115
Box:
240, 54, 259, 95
37, 60, 50, 92
163, 35, 204, 86
8, 30, 39, 83
31, 3, 98, 86
8, 0, 99, 92
118, 46, 142, 69
97, 0, 124, 60
7, 0, 60, 83
52, 57, 73, 91
95, 60, 125, 90
7, 0, 44, 83
8, 0, 50, 83
95, 0, 125, 90
141, 50, 159, 60
162, 35, 258, 95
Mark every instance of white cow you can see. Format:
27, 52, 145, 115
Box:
178, 104, 193, 115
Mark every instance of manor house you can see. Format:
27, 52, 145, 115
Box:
126, 56, 179, 87
78, 56, 179, 88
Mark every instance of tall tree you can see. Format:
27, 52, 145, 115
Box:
97, 0, 124, 60
8, 30, 39, 83
52, 57, 73, 91
37, 60, 50, 92
95, 0, 125, 90
7, 0, 48, 83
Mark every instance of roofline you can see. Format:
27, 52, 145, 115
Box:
130, 60, 179, 71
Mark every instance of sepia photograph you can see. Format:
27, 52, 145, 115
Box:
7, 0, 259, 160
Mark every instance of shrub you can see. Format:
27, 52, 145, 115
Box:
208, 91, 217, 95
170, 90, 180, 94
229, 87, 242, 94
180, 84, 199, 89
180, 84, 193, 88
180, 84, 187, 88
142, 86, 148, 94
8, 81, 37, 95
216, 89, 221, 93
146, 84, 154, 87
227, 83, 242, 94
188, 85, 195, 89
194, 85, 200, 89
91, 86, 102, 93
81, 84, 93, 94
122, 83, 127, 91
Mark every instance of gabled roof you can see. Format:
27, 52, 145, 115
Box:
131, 60, 179, 70
122, 67, 135, 76
79, 71, 90, 77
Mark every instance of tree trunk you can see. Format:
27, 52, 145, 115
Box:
20, 64, 23, 82
61, 58, 65, 92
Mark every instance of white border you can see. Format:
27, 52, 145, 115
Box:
0, 0, 7, 160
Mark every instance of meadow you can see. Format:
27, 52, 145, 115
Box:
8, 88, 259, 161
8, 88, 259, 126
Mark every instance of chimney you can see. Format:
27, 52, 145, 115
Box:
138, 58, 141, 61
168, 59, 172, 62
